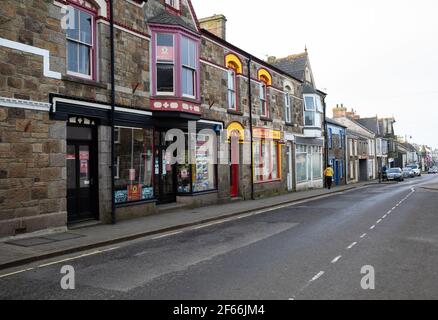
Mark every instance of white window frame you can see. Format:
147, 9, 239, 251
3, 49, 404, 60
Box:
66, 6, 95, 80
181, 36, 197, 99
227, 68, 237, 110
165, 0, 180, 10
284, 91, 292, 123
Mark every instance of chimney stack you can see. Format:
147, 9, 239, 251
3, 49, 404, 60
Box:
199, 14, 227, 40
332, 104, 347, 118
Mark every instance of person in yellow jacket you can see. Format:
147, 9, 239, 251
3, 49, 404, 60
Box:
324, 165, 334, 189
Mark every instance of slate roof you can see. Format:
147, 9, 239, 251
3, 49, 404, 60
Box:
356, 117, 380, 135
326, 117, 347, 128
271, 52, 308, 81
148, 11, 198, 33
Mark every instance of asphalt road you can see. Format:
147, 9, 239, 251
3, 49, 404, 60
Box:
1, 175, 438, 300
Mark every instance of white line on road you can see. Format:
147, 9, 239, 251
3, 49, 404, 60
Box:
376, 219, 382, 224
382, 215, 387, 219
152, 231, 183, 240
331, 256, 342, 264
387, 210, 392, 214
370, 225, 376, 230
310, 271, 325, 282
360, 233, 367, 239
347, 242, 357, 249
0, 268, 34, 279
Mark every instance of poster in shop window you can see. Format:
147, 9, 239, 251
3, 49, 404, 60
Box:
128, 184, 142, 202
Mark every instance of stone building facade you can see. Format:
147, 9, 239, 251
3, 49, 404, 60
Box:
0, 0, 327, 238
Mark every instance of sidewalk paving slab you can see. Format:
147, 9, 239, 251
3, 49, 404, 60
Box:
0, 181, 383, 271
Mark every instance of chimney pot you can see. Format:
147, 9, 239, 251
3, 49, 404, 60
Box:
200, 14, 227, 40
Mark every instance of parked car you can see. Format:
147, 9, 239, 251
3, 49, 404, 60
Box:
428, 167, 438, 174
402, 168, 415, 178
387, 168, 404, 182
406, 164, 422, 176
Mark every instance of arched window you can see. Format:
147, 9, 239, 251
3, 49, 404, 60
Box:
227, 61, 238, 111
284, 85, 293, 124
259, 75, 269, 118
66, 0, 97, 80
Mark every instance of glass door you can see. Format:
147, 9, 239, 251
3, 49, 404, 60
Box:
154, 131, 177, 204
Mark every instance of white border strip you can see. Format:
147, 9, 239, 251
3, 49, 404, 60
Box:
0, 38, 61, 79
0, 97, 51, 112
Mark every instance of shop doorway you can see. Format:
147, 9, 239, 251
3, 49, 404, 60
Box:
229, 130, 240, 198
66, 121, 98, 223
154, 131, 177, 204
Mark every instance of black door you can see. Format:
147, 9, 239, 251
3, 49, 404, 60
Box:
154, 131, 177, 204
67, 126, 98, 222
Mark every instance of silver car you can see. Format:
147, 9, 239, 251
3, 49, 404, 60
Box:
402, 168, 415, 178
387, 168, 404, 182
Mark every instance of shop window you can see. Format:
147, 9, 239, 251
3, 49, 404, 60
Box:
254, 139, 280, 182
66, 4, 95, 79
296, 145, 322, 182
176, 133, 217, 193
114, 127, 154, 204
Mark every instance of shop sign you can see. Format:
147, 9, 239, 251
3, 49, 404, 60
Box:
253, 128, 281, 140
157, 46, 174, 61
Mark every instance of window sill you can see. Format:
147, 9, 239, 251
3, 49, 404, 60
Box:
115, 198, 157, 208
254, 179, 281, 185
260, 116, 273, 122
62, 74, 106, 89
227, 109, 243, 116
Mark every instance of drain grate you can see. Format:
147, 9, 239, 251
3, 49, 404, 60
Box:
5, 233, 85, 248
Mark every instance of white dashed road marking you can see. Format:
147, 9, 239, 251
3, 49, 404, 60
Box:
310, 271, 325, 282
347, 242, 357, 249
331, 256, 342, 264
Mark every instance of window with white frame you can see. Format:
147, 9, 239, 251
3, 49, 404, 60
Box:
227, 67, 237, 110
296, 145, 322, 183
304, 95, 323, 127
254, 139, 280, 182
156, 33, 175, 94
181, 36, 197, 97
66, 5, 95, 79
284, 86, 293, 123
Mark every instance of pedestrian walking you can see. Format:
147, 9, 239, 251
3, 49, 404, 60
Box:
324, 165, 334, 190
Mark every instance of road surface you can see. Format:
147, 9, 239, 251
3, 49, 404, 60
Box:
1, 175, 437, 300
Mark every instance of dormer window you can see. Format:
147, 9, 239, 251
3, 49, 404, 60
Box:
165, 0, 180, 11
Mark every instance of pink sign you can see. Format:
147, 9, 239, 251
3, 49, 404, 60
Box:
157, 46, 174, 61
129, 169, 136, 181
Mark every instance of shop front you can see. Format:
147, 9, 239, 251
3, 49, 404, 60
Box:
295, 136, 324, 191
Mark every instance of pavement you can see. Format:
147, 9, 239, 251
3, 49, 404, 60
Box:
0, 180, 382, 271
0, 175, 437, 299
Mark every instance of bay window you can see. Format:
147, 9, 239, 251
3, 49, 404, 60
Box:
153, 30, 199, 99
254, 139, 280, 182
165, 0, 180, 10
114, 127, 154, 204
156, 33, 175, 94
304, 94, 324, 127
66, 5, 95, 79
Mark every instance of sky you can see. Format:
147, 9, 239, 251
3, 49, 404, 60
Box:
191, 0, 438, 149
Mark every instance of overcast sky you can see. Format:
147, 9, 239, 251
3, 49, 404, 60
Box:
192, 0, 438, 149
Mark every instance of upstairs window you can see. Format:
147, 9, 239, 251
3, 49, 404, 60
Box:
227, 66, 237, 110
165, 0, 180, 10
304, 94, 323, 127
66, 5, 95, 79
259, 76, 269, 118
156, 33, 175, 94
181, 36, 197, 98
284, 85, 293, 123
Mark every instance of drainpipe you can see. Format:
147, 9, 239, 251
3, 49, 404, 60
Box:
323, 96, 328, 188
109, 0, 116, 225
247, 57, 255, 200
